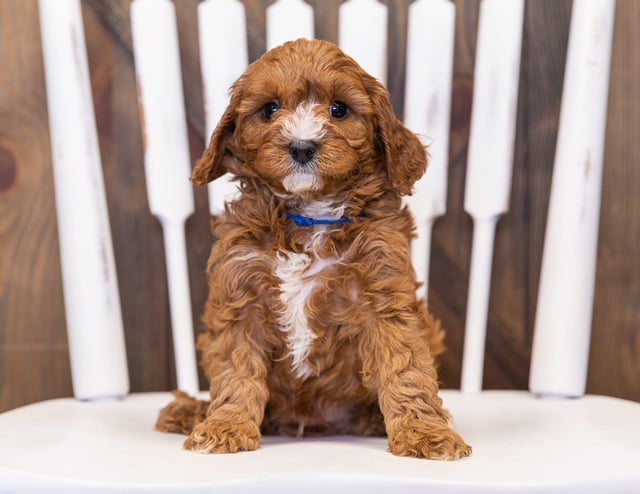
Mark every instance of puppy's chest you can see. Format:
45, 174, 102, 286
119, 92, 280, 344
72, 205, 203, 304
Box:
272, 233, 350, 380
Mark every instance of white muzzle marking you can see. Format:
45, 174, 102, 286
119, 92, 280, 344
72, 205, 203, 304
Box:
280, 102, 326, 194
282, 101, 326, 143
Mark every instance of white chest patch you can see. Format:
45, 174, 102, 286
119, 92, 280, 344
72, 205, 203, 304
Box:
275, 250, 334, 379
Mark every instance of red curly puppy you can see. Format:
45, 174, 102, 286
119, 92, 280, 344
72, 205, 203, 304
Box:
156, 38, 471, 460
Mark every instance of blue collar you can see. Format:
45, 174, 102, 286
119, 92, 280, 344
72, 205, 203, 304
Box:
285, 211, 363, 227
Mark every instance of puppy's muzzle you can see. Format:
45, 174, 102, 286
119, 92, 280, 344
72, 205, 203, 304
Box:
288, 140, 317, 165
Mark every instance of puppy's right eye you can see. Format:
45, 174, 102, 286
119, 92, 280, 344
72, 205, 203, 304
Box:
262, 101, 280, 120
329, 101, 348, 119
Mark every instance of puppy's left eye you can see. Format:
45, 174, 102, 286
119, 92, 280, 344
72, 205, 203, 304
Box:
262, 101, 280, 120
329, 101, 348, 119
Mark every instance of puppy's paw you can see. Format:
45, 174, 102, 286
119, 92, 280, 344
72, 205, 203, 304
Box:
389, 424, 471, 460
183, 417, 260, 454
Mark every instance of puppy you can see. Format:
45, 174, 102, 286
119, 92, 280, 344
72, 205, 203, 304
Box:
156, 38, 471, 460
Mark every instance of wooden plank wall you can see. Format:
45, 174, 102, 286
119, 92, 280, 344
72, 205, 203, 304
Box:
1, 0, 638, 412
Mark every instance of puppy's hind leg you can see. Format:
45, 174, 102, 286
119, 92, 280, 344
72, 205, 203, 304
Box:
155, 390, 210, 435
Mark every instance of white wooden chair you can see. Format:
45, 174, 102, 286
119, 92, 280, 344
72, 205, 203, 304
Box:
1, 0, 639, 492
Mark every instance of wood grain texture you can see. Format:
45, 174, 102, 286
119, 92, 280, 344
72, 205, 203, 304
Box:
590, 0, 640, 400
385, 0, 411, 117
1, 0, 638, 412
306, 0, 342, 43
480, 0, 572, 391
429, 0, 479, 389
0, 0, 72, 408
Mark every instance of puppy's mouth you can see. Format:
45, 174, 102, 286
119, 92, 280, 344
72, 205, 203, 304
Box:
282, 164, 322, 194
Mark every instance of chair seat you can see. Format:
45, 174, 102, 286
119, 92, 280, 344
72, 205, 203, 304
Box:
1, 390, 639, 493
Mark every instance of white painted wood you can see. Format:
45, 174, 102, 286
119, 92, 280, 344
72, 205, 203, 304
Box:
339, 0, 388, 85
460, 217, 497, 393
412, 220, 433, 302
461, 0, 524, 393
37, 0, 129, 401
198, 0, 248, 215
529, 0, 616, 398
130, 0, 199, 395
3, 391, 640, 492
404, 0, 455, 302
267, 0, 314, 50
464, 0, 524, 219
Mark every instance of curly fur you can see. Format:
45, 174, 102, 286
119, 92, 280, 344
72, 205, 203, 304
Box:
156, 39, 471, 460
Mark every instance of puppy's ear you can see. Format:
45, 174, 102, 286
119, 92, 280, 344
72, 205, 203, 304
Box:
365, 76, 428, 195
190, 81, 243, 185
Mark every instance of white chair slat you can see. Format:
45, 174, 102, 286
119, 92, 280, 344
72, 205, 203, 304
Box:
198, 0, 248, 216
37, 0, 129, 401
460, 0, 525, 393
404, 0, 456, 302
463, 0, 524, 220
338, 0, 388, 85
266, 0, 315, 51
530, 0, 616, 398
130, 0, 199, 395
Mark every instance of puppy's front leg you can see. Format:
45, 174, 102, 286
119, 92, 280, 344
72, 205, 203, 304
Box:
360, 287, 471, 460
183, 332, 269, 454
184, 252, 272, 454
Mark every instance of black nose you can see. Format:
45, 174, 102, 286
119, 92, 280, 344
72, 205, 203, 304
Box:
288, 141, 317, 165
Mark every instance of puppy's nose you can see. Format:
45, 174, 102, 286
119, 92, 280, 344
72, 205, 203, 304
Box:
288, 141, 317, 165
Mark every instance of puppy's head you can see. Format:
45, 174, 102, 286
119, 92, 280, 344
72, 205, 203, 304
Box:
191, 39, 427, 198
